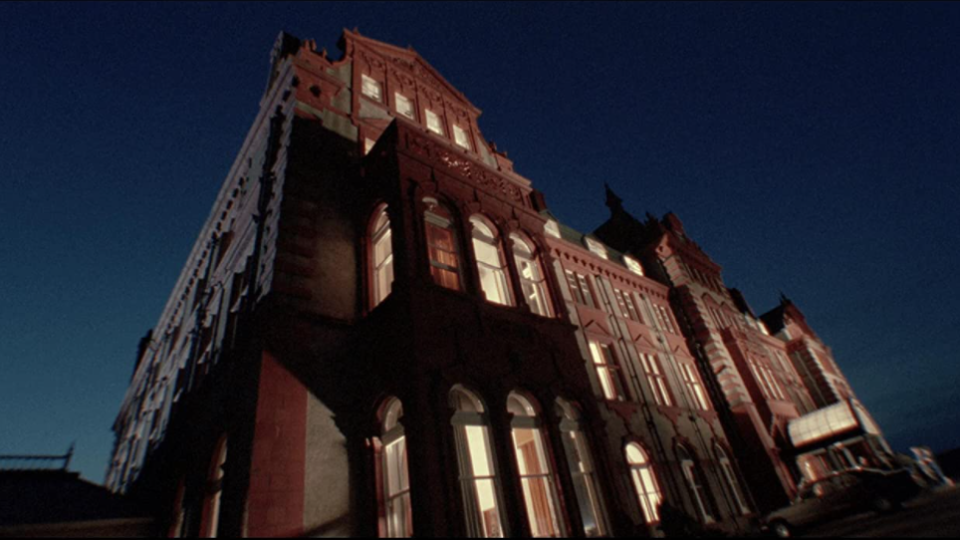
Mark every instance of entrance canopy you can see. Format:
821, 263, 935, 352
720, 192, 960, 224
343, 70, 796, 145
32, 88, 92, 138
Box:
788, 400, 881, 450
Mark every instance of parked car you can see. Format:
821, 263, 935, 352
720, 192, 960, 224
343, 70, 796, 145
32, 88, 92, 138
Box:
762, 468, 922, 538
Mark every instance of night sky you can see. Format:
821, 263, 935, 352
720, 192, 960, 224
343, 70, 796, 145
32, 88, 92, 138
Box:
1, 2, 958, 483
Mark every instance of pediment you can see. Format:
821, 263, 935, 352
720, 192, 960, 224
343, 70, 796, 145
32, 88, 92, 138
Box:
582, 318, 613, 338
345, 29, 481, 115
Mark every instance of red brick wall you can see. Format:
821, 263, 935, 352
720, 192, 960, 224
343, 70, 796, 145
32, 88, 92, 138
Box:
246, 351, 307, 537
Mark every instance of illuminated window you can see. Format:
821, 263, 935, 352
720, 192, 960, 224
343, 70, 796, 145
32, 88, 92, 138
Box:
678, 446, 714, 523
556, 400, 608, 537
626, 443, 662, 525
613, 289, 641, 322
201, 436, 227, 538
565, 270, 595, 309
544, 220, 561, 239
624, 256, 644, 276
588, 341, 627, 401
584, 237, 608, 260
453, 125, 471, 149
715, 445, 750, 515
424, 198, 462, 291
450, 387, 505, 538
655, 305, 677, 334
470, 216, 513, 306
639, 353, 672, 407
362, 74, 383, 102
395, 93, 414, 119
508, 393, 564, 538
378, 398, 413, 538
425, 109, 444, 136
679, 363, 710, 411
365, 137, 376, 155
511, 234, 553, 317
757, 319, 770, 336
370, 206, 395, 308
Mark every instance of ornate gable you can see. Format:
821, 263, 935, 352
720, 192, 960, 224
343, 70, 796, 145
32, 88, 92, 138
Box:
343, 29, 481, 116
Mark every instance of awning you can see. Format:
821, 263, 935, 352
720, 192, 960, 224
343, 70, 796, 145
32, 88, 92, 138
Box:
787, 399, 881, 449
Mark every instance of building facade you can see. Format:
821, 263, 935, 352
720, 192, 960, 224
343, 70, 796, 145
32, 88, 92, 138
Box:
106, 30, 892, 537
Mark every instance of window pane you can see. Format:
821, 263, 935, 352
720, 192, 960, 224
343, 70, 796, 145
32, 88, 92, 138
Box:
362, 74, 382, 101
512, 427, 562, 537
372, 213, 394, 307
395, 93, 414, 119
426, 109, 444, 135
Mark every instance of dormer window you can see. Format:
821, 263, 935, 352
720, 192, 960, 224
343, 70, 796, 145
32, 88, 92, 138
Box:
544, 220, 561, 239
395, 93, 414, 119
425, 109, 444, 136
624, 256, 644, 276
585, 237, 608, 260
453, 125, 471, 150
361, 74, 382, 102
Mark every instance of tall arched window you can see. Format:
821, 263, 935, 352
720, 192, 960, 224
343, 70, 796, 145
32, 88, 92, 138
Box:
470, 216, 513, 306
677, 446, 715, 524
201, 436, 227, 538
450, 386, 505, 537
715, 445, 750, 516
378, 398, 413, 537
424, 198, 462, 291
507, 392, 564, 537
370, 206, 395, 308
626, 443, 662, 525
510, 234, 554, 317
556, 400, 608, 537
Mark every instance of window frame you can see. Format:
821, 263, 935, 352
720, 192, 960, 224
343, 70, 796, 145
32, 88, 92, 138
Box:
510, 233, 554, 318
423, 198, 463, 292
394, 92, 415, 119
639, 352, 673, 407
507, 392, 565, 538
425, 109, 445, 136
362, 74, 383, 102
469, 215, 514, 307
626, 443, 663, 525
556, 400, 608, 537
588, 341, 628, 401
369, 205, 395, 309
378, 398, 413, 538
678, 362, 710, 411
450, 387, 507, 538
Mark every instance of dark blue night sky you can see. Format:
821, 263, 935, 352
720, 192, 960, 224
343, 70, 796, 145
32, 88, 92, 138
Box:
1, 2, 958, 482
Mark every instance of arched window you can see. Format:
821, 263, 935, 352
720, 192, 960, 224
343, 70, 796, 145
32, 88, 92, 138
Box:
677, 446, 715, 524
201, 436, 227, 538
626, 443, 662, 525
715, 444, 750, 516
378, 398, 413, 537
450, 386, 505, 537
556, 400, 608, 537
470, 216, 514, 306
424, 198, 462, 291
370, 206, 395, 308
510, 234, 554, 317
507, 392, 564, 537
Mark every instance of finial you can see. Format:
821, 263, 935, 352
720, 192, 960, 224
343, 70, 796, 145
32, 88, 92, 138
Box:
604, 183, 624, 214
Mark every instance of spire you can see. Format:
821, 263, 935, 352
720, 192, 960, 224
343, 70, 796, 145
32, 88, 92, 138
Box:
779, 291, 792, 305
604, 183, 624, 214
